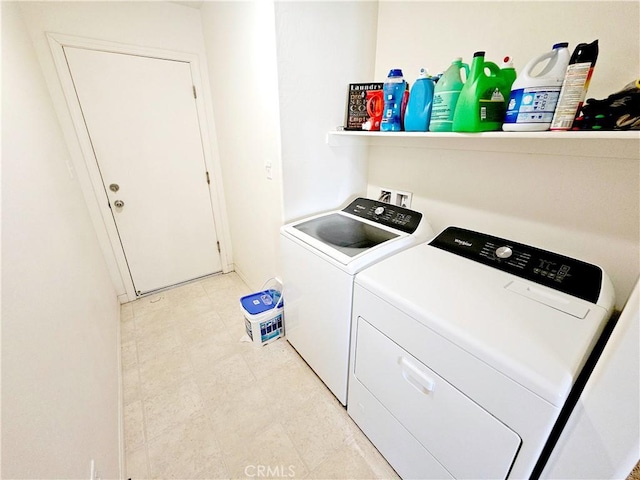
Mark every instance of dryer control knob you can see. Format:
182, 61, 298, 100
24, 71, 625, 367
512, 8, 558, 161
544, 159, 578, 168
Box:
496, 246, 513, 259
374, 206, 385, 215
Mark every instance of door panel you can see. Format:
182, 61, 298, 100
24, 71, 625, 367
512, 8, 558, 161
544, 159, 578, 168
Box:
64, 47, 221, 294
353, 317, 521, 479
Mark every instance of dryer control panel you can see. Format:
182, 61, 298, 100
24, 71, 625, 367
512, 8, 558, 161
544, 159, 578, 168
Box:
429, 226, 603, 303
343, 197, 422, 234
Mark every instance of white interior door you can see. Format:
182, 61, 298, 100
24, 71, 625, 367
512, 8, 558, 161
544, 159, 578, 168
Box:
64, 47, 222, 295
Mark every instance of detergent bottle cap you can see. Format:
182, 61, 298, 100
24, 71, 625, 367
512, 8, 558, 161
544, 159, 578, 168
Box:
418, 68, 430, 78
502, 56, 514, 68
388, 69, 403, 78
473, 51, 486, 58
553, 42, 569, 49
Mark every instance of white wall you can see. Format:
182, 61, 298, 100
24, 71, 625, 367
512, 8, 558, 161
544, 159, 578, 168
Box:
368, 1, 640, 309
200, 0, 379, 289
374, 1, 638, 102
1, 2, 121, 477
541, 281, 640, 479
19, 0, 232, 299
200, 1, 283, 291
275, 1, 379, 222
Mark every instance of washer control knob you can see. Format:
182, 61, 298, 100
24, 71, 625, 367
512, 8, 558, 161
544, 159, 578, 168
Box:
496, 246, 513, 259
374, 206, 385, 215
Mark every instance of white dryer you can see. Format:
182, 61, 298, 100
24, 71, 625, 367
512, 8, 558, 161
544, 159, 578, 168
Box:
348, 226, 615, 479
280, 197, 433, 405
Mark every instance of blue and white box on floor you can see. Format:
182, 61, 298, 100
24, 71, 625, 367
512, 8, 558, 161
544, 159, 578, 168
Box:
240, 289, 284, 346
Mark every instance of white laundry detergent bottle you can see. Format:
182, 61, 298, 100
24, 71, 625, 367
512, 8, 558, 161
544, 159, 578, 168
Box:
503, 42, 570, 131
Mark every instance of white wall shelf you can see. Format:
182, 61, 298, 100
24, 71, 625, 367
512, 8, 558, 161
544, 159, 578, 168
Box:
326, 130, 640, 159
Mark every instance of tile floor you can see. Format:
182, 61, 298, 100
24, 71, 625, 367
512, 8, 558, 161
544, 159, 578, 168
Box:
120, 272, 399, 479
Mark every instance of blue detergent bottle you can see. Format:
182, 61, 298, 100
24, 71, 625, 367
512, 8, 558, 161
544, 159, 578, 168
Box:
380, 69, 406, 131
404, 68, 435, 132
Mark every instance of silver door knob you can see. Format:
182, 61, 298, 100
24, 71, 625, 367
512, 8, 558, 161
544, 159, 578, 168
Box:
114, 200, 125, 208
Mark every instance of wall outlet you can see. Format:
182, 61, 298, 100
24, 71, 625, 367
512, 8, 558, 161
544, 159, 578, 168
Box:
378, 188, 412, 208
378, 188, 393, 204
394, 190, 413, 208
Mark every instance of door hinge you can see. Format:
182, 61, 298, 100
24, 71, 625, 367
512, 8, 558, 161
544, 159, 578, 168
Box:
216, 241, 221, 253
192, 85, 197, 99
206, 171, 210, 184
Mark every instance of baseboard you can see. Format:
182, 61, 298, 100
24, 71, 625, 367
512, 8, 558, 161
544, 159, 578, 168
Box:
116, 303, 126, 479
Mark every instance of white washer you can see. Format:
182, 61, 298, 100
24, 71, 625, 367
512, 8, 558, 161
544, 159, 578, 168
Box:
348, 226, 615, 479
280, 197, 434, 405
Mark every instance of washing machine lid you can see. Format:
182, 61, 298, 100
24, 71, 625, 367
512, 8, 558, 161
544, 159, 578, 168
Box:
282, 198, 430, 269
293, 213, 399, 258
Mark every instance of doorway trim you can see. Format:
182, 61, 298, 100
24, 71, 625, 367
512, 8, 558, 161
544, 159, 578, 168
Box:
46, 33, 232, 302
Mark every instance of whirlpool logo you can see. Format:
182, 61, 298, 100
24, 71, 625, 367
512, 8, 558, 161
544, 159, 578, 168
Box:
454, 238, 472, 247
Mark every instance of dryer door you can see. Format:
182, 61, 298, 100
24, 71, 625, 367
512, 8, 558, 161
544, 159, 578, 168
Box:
353, 317, 522, 479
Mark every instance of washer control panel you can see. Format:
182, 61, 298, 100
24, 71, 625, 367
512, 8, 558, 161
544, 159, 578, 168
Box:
343, 197, 422, 234
429, 226, 603, 303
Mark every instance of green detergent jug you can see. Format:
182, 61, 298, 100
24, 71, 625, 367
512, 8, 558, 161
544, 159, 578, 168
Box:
452, 51, 510, 132
429, 58, 469, 132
